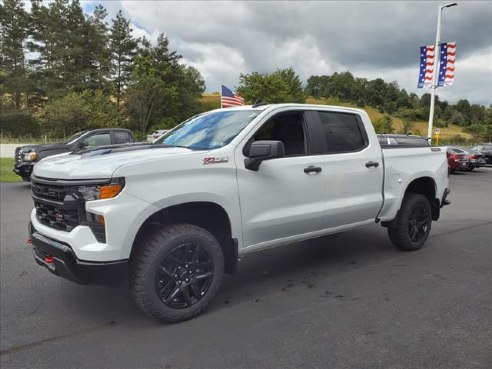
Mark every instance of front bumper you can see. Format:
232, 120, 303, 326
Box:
13, 162, 34, 179
30, 223, 128, 285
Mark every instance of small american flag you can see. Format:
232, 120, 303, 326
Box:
438, 42, 456, 87
418, 45, 435, 89
221, 85, 245, 108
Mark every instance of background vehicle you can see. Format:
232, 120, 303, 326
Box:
458, 148, 486, 170
13, 129, 135, 181
29, 104, 449, 323
447, 148, 469, 173
471, 143, 492, 164
378, 134, 430, 147
146, 129, 170, 142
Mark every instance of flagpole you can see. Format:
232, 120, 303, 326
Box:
220, 85, 223, 108
427, 3, 457, 145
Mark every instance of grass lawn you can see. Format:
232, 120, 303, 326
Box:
0, 158, 22, 183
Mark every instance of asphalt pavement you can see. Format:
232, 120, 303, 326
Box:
1, 169, 491, 369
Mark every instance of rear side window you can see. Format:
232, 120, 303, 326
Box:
318, 112, 366, 153
113, 131, 132, 144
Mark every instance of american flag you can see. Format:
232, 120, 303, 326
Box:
438, 42, 456, 87
221, 85, 245, 108
418, 45, 435, 88
418, 42, 456, 89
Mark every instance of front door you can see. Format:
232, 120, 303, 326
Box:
235, 110, 326, 248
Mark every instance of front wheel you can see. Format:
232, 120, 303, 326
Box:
130, 224, 224, 323
388, 193, 432, 251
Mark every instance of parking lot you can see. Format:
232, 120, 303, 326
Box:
1, 168, 491, 369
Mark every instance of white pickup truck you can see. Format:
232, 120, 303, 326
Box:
29, 104, 450, 322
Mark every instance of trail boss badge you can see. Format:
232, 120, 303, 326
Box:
203, 156, 229, 165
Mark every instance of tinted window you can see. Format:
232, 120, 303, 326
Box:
114, 131, 131, 144
318, 112, 365, 153
252, 112, 306, 156
85, 133, 111, 147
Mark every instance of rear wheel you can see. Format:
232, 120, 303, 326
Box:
131, 224, 224, 323
388, 193, 432, 251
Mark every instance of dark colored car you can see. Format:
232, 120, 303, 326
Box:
458, 148, 487, 171
447, 148, 469, 173
378, 134, 430, 148
13, 128, 135, 181
471, 143, 492, 164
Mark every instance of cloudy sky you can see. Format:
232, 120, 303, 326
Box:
82, 1, 491, 105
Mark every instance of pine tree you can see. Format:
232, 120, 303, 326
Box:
0, 0, 29, 108
109, 10, 137, 113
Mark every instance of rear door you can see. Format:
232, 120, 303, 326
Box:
311, 110, 384, 228
235, 110, 327, 248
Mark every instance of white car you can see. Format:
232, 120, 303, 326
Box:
29, 104, 450, 323
146, 129, 169, 142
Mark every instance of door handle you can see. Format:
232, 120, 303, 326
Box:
304, 166, 322, 174
365, 161, 379, 168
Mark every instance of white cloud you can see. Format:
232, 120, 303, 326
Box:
91, 1, 492, 104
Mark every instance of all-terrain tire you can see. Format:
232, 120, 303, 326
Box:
388, 193, 432, 251
130, 223, 224, 323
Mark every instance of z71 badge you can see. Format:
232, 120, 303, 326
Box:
203, 157, 229, 165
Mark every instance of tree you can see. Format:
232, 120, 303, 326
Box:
38, 90, 118, 137
109, 10, 138, 114
0, 0, 29, 108
126, 34, 205, 133
125, 74, 171, 134
85, 5, 111, 91
237, 67, 306, 103
373, 114, 394, 134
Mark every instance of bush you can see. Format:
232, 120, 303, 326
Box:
0, 108, 38, 137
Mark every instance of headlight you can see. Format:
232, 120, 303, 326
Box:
23, 152, 37, 161
75, 178, 125, 201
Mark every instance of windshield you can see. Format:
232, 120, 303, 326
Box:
154, 110, 260, 150
64, 131, 86, 145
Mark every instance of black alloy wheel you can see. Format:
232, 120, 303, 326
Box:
388, 193, 432, 251
131, 223, 224, 323
155, 243, 214, 309
407, 203, 430, 244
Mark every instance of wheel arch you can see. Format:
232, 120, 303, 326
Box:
382, 176, 440, 228
404, 176, 440, 221
131, 201, 238, 275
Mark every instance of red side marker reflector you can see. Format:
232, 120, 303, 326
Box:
27, 238, 32, 244
44, 256, 54, 264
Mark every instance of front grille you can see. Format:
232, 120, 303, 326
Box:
31, 179, 106, 243
34, 201, 79, 231
32, 181, 69, 201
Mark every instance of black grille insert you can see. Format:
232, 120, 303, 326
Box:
31, 179, 106, 243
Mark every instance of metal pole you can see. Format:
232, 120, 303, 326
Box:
427, 3, 457, 145
427, 6, 442, 145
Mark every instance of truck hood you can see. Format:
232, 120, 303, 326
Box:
18, 143, 67, 152
33, 146, 199, 180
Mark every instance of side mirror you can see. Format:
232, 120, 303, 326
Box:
77, 140, 87, 149
244, 140, 285, 171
